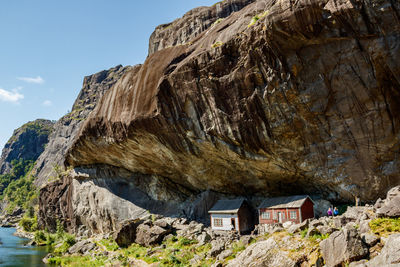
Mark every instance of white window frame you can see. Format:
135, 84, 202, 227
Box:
273, 211, 277, 220
261, 211, 270, 219
214, 218, 223, 227
290, 211, 297, 219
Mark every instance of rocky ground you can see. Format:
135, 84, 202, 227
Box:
38, 186, 400, 267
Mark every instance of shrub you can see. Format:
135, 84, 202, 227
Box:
19, 216, 37, 232
34, 230, 47, 244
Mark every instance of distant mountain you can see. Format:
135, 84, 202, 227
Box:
0, 119, 54, 175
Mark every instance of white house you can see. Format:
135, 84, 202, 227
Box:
208, 198, 253, 233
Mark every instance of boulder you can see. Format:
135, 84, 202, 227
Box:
359, 219, 371, 234
317, 225, 336, 235
226, 238, 296, 267
217, 249, 233, 260
208, 239, 226, 257
342, 206, 368, 223
320, 228, 368, 267
373, 198, 384, 210
282, 221, 293, 229
309, 219, 324, 228
366, 234, 400, 266
239, 235, 254, 246
349, 260, 368, 267
360, 233, 379, 247
376, 186, 400, 217
196, 232, 211, 246
113, 219, 143, 247
135, 224, 171, 246
288, 219, 310, 234
333, 216, 347, 228
68, 240, 96, 255
306, 226, 319, 238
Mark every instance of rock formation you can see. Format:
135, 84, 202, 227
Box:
148, 0, 255, 55
65, 0, 400, 205
33, 65, 131, 186
0, 119, 53, 174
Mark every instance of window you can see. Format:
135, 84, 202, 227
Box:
273, 211, 277, 220
261, 211, 270, 219
214, 218, 223, 227
290, 211, 297, 219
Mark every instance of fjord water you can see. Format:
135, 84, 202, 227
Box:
0, 227, 48, 267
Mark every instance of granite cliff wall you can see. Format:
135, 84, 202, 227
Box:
33, 65, 132, 186
39, 0, 400, 234
67, 0, 400, 202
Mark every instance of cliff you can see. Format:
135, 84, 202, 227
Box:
148, 0, 255, 55
66, 0, 400, 204
0, 119, 54, 174
37, 0, 400, 236
33, 65, 132, 186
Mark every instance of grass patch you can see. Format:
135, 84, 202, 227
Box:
300, 228, 308, 238
99, 238, 119, 251
370, 217, 400, 236
47, 255, 107, 266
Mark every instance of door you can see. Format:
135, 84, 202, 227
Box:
231, 218, 236, 231
278, 212, 283, 223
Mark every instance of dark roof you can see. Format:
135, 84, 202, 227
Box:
208, 198, 245, 214
258, 195, 313, 209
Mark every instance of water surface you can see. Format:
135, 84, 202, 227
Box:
0, 227, 48, 267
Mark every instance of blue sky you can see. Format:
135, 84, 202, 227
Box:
0, 0, 217, 151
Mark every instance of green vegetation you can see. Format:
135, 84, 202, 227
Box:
99, 238, 119, 252
248, 11, 269, 27
370, 217, 400, 236
300, 228, 308, 238
19, 215, 38, 232
0, 159, 38, 214
300, 228, 329, 241
211, 41, 223, 48
33, 221, 76, 255
53, 235, 213, 267
47, 255, 108, 267
212, 18, 224, 26
6, 120, 52, 145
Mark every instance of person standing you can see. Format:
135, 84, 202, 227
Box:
327, 207, 333, 216
333, 207, 339, 216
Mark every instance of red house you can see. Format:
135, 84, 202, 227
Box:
258, 195, 314, 225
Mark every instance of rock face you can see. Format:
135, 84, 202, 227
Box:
226, 238, 296, 267
0, 119, 53, 174
33, 65, 131, 186
38, 165, 221, 234
65, 0, 400, 203
320, 228, 369, 267
366, 233, 400, 267
376, 186, 400, 217
148, 0, 255, 55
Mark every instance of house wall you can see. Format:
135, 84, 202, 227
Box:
259, 208, 301, 224
237, 203, 254, 233
210, 214, 238, 231
301, 198, 314, 221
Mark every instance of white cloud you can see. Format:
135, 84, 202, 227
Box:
17, 76, 44, 84
42, 100, 52, 106
0, 87, 24, 103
